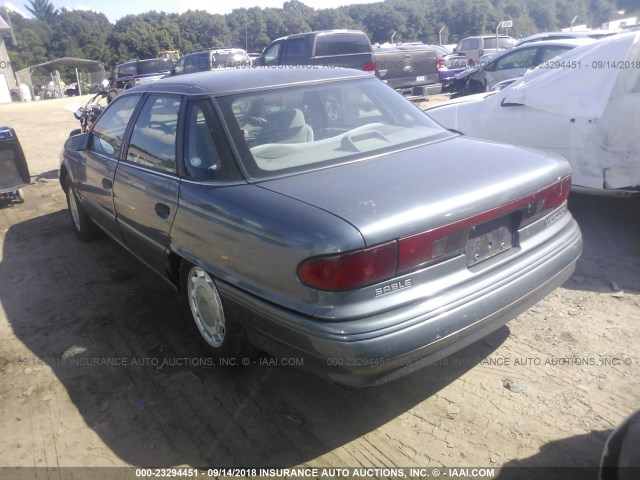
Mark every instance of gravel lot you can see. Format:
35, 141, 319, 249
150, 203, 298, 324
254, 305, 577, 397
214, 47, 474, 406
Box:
0, 95, 638, 478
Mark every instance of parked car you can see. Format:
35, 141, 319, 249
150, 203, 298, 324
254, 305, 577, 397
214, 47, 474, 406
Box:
453, 35, 516, 66
426, 32, 640, 196
372, 43, 441, 98
59, 67, 582, 386
256, 29, 375, 70
171, 48, 252, 76
429, 44, 468, 89
108, 57, 175, 98
515, 29, 618, 47
256, 30, 441, 99
466, 38, 594, 92
451, 52, 500, 93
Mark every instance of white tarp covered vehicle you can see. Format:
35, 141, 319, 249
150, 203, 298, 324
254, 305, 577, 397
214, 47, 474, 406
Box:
426, 32, 640, 195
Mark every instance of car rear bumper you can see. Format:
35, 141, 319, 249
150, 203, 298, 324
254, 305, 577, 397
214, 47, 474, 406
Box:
393, 82, 443, 100
220, 219, 582, 387
439, 68, 466, 83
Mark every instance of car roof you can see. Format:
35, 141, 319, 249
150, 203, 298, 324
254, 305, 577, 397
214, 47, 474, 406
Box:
271, 29, 367, 43
184, 48, 247, 55
512, 38, 596, 48
461, 35, 514, 40
515, 30, 617, 46
178, 48, 248, 60
480, 38, 594, 63
117, 57, 171, 66
121, 66, 371, 97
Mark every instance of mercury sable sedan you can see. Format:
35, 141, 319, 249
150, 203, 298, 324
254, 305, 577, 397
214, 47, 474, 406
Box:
60, 67, 582, 386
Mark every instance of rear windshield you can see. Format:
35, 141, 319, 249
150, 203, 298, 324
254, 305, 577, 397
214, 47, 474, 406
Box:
484, 37, 516, 50
138, 59, 174, 75
217, 77, 449, 180
212, 52, 251, 68
314, 33, 371, 56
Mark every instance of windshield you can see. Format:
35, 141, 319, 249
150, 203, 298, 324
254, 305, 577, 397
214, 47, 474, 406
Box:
212, 52, 251, 68
217, 77, 449, 179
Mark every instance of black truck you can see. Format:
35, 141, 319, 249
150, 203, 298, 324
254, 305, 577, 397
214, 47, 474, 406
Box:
255, 30, 441, 99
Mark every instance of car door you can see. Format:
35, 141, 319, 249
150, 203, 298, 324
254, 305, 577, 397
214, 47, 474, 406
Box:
76, 94, 141, 239
113, 94, 182, 273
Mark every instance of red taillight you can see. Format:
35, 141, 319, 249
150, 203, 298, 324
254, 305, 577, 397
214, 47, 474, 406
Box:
398, 224, 469, 274
362, 60, 377, 74
298, 176, 571, 291
436, 57, 445, 73
298, 241, 396, 291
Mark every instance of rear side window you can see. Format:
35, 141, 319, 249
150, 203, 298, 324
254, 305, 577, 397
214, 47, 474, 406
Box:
138, 59, 173, 75
126, 95, 181, 173
281, 38, 310, 63
315, 33, 371, 56
484, 37, 515, 49
182, 54, 204, 74
90, 95, 141, 157
212, 51, 251, 68
184, 99, 241, 181
537, 45, 572, 64
460, 38, 480, 50
118, 64, 136, 78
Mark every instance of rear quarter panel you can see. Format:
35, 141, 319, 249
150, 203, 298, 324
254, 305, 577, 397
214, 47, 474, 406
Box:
170, 182, 365, 315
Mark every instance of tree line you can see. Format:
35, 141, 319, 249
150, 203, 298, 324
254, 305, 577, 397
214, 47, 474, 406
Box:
1, 0, 636, 77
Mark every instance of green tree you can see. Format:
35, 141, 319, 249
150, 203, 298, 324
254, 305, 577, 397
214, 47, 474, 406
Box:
25, 0, 58, 23
177, 10, 231, 52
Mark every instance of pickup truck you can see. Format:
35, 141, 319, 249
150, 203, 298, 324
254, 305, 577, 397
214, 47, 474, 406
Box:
256, 30, 441, 99
108, 57, 175, 99
373, 43, 441, 98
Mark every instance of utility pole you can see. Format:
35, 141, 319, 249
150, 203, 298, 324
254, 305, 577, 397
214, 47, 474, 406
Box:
1, 3, 17, 45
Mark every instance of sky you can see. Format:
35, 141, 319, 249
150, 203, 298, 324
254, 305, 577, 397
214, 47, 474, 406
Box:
6, 0, 382, 22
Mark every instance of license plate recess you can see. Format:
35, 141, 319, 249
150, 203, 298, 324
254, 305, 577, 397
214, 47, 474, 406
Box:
466, 214, 515, 266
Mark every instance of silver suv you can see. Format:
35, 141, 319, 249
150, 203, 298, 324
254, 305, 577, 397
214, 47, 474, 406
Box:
454, 35, 516, 66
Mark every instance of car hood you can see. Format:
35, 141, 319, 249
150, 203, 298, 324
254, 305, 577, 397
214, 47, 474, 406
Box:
258, 136, 569, 246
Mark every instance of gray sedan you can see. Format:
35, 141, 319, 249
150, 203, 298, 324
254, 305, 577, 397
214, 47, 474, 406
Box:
468, 38, 593, 92
60, 67, 582, 386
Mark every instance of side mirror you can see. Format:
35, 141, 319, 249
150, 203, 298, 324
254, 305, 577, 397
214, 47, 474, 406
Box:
65, 132, 89, 151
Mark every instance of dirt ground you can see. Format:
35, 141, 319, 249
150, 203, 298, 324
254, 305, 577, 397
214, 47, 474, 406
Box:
0, 96, 638, 478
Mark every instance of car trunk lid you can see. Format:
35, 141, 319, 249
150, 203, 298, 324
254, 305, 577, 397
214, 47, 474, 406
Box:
258, 136, 570, 247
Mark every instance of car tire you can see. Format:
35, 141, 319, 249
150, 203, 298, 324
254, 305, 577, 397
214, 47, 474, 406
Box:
180, 261, 252, 360
63, 178, 102, 241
